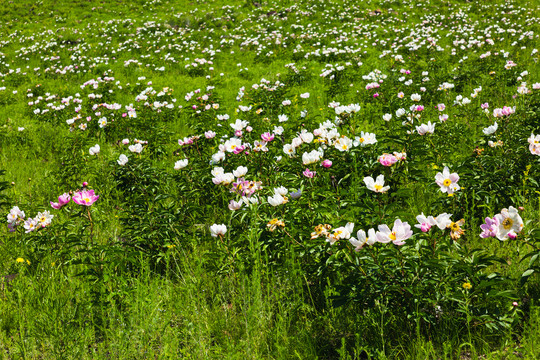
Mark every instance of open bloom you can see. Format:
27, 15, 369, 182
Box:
376, 219, 413, 246
73, 189, 99, 206
364, 175, 390, 193
349, 228, 377, 251
117, 154, 128, 166
89, 144, 100, 155
50, 193, 71, 209
210, 224, 227, 237
326, 222, 354, 245
479, 216, 499, 238
378, 153, 398, 166
494, 206, 523, 240
435, 166, 460, 194
267, 193, 288, 207
416, 122, 435, 135
174, 159, 188, 170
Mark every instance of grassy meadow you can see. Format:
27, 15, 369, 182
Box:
1, 0, 540, 358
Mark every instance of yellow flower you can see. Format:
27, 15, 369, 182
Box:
267, 218, 285, 232
16, 257, 25, 263
449, 219, 465, 240
462, 282, 472, 290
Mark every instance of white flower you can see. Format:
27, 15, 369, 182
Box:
411, 93, 421, 102
482, 122, 498, 135
232, 166, 248, 178
364, 175, 390, 193
494, 206, 523, 240
416, 121, 435, 135
267, 193, 288, 207
98, 117, 107, 128
174, 159, 188, 170
273, 126, 284, 135
128, 143, 143, 153
89, 144, 100, 156
327, 223, 354, 245
224, 138, 243, 153
212, 151, 226, 163
349, 228, 377, 250
117, 154, 128, 166
210, 224, 227, 237
35, 211, 54, 227
435, 166, 460, 194
274, 186, 288, 196
354, 132, 377, 147
278, 114, 289, 122
228, 200, 243, 211
302, 150, 323, 165
382, 114, 392, 121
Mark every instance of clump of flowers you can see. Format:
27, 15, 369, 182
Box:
480, 206, 523, 240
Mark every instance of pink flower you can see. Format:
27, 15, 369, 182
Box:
435, 166, 460, 194
303, 168, 316, 178
50, 193, 71, 209
261, 132, 274, 142
373, 93, 379, 98
204, 131, 216, 139
479, 216, 499, 238
321, 159, 332, 168
437, 104, 446, 111
73, 189, 99, 206
376, 219, 413, 246
481, 103, 489, 110
234, 130, 243, 137
378, 153, 398, 167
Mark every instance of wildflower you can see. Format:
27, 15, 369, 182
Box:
528, 133, 540, 155
267, 193, 288, 207
228, 200, 243, 211
233, 166, 248, 178
378, 153, 398, 167
462, 282, 472, 290
311, 224, 332, 239
117, 154, 129, 166
303, 168, 316, 178
364, 175, 390, 193
376, 219, 413, 245
128, 143, 143, 153
174, 159, 188, 170
448, 219, 465, 240
289, 189, 302, 199
382, 114, 392, 121
89, 144, 100, 155
415, 213, 437, 232
278, 114, 289, 122
267, 218, 285, 232
326, 223, 354, 245
482, 122, 498, 135
50, 193, 71, 209
302, 150, 323, 165
321, 159, 332, 168
23, 218, 38, 233
416, 122, 435, 135
435, 166, 460, 195
349, 228, 377, 251
354, 132, 377, 147
205, 130, 216, 139
479, 216, 499, 238
210, 224, 227, 237
73, 189, 99, 206
494, 206, 523, 240
437, 104, 446, 111
411, 93, 421, 102
261, 132, 274, 142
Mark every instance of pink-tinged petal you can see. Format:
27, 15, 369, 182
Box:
50, 202, 62, 210
449, 173, 459, 182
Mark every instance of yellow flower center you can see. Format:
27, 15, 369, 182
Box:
389, 232, 397, 241
443, 179, 452, 186
359, 137, 365, 143
85, 197, 90, 203
342, 145, 348, 150
450, 222, 460, 231
374, 184, 383, 191
502, 218, 513, 230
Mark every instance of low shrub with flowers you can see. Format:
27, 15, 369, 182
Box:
1, 0, 540, 357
